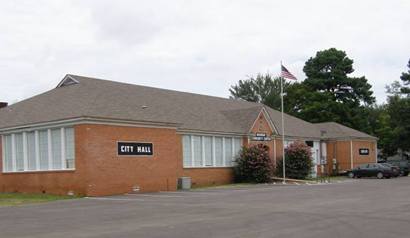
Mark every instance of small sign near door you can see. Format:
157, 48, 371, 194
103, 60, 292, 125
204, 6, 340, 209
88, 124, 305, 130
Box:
118, 142, 153, 156
359, 148, 369, 155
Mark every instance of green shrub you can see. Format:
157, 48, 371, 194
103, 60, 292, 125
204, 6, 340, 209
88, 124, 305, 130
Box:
234, 144, 274, 183
276, 141, 313, 179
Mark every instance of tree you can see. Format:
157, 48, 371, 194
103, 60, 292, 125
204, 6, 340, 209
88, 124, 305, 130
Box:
290, 48, 375, 131
400, 59, 410, 94
229, 74, 292, 111
234, 144, 274, 183
275, 141, 313, 179
383, 59, 410, 153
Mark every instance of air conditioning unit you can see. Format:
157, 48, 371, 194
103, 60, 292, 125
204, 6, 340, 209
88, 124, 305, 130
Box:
178, 177, 192, 190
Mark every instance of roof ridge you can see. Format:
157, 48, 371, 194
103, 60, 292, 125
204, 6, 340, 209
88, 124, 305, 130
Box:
68, 74, 262, 107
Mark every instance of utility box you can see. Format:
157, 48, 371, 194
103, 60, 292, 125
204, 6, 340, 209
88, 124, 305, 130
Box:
178, 177, 192, 190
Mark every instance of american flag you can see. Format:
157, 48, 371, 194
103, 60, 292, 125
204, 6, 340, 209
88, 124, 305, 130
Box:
281, 65, 297, 80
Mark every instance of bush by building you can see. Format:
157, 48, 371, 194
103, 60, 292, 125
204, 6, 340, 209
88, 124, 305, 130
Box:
276, 141, 313, 179
234, 144, 274, 183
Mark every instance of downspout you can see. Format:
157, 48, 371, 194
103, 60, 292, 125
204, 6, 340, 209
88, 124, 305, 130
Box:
350, 140, 354, 169
375, 141, 378, 163
273, 138, 277, 167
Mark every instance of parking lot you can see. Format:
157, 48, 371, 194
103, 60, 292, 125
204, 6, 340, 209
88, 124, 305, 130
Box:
1, 177, 410, 238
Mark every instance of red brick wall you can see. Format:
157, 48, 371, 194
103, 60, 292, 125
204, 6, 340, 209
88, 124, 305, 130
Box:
183, 168, 234, 187
0, 127, 88, 195
77, 124, 183, 196
0, 123, 258, 196
325, 140, 377, 174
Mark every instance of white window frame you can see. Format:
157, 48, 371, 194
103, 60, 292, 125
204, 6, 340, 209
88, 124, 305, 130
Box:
1, 127, 76, 173
182, 134, 242, 168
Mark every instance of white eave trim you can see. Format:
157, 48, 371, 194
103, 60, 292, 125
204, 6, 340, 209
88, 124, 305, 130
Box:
0, 117, 181, 134
56, 75, 79, 88
248, 107, 278, 135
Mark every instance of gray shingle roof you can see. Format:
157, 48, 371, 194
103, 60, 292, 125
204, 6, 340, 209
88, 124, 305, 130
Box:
315, 122, 377, 140
0, 74, 376, 140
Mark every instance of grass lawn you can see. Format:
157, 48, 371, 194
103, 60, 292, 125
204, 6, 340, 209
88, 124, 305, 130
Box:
0, 193, 77, 207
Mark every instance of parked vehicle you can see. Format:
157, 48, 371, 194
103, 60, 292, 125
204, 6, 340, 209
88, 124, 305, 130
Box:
379, 154, 410, 176
347, 163, 396, 179
380, 163, 401, 177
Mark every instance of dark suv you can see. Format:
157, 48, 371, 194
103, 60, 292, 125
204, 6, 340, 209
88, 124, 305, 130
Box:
380, 154, 410, 176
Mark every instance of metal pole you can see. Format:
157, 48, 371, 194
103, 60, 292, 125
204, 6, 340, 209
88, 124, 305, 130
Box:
281, 62, 286, 184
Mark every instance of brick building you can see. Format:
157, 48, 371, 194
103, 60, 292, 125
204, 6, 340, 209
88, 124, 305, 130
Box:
0, 75, 377, 196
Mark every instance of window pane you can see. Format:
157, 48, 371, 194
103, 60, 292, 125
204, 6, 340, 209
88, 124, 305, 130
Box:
3, 135, 13, 172
15, 133, 24, 171
214, 137, 223, 166
27, 132, 36, 170
224, 138, 232, 166
233, 138, 242, 165
51, 129, 62, 169
204, 136, 213, 166
193, 136, 202, 167
234, 138, 242, 156
39, 130, 49, 170
182, 135, 191, 167
65, 128, 75, 169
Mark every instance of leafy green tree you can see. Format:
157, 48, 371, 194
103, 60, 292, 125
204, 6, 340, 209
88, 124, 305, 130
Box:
289, 48, 375, 130
229, 74, 291, 111
400, 59, 410, 94
383, 59, 410, 154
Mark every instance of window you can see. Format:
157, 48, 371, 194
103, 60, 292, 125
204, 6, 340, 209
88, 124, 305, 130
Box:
51, 129, 62, 169
181, 134, 242, 168
38, 130, 49, 170
204, 136, 213, 166
2, 127, 75, 173
214, 137, 223, 166
3, 135, 13, 172
15, 134, 24, 171
224, 138, 232, 166
193, 136, 202, 167
27, 132, 36, 170
65, 128, 75, 169
182, 135, 192, 167
305, 141, 313, 147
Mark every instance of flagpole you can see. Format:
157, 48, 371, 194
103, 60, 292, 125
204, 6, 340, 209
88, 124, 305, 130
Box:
280, 61, 286, 184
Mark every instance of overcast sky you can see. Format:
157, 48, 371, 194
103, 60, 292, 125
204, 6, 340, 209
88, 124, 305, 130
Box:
1, 0, 409, 104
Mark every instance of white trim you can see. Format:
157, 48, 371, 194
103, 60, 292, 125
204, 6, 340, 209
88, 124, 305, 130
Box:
56, 75, 79, 88
2, 169, 75, 174
47, 129, 52, 170
201, 136, 205, 167
61, 128, 66, 169
22, 132, 28, 171
261, 107, 280, 135
248, 108, 278, 135
222, 137, 226, 166
11, 134, 16, 172
0, 117, 180, 134
212, 136, 216, 166
350, 140, 354, 169
178, 130, 245, 137
375, 141, 378, 163
35, 130, 40, 171
1, 135, 5, 172
273, 138, 277, 166
183, 166, 234, 169
190, 136, 194, 167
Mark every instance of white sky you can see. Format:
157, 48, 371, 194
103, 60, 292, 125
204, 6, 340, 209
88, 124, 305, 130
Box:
1, 0, 409, 104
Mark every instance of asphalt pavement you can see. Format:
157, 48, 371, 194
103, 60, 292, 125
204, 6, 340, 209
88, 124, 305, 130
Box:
1, 177, 410, 238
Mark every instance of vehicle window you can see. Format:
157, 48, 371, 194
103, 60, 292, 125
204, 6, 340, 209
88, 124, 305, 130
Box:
358, 164, 368, 169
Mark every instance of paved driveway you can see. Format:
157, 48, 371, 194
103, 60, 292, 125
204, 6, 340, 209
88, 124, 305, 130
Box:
1, 177, 410, 238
